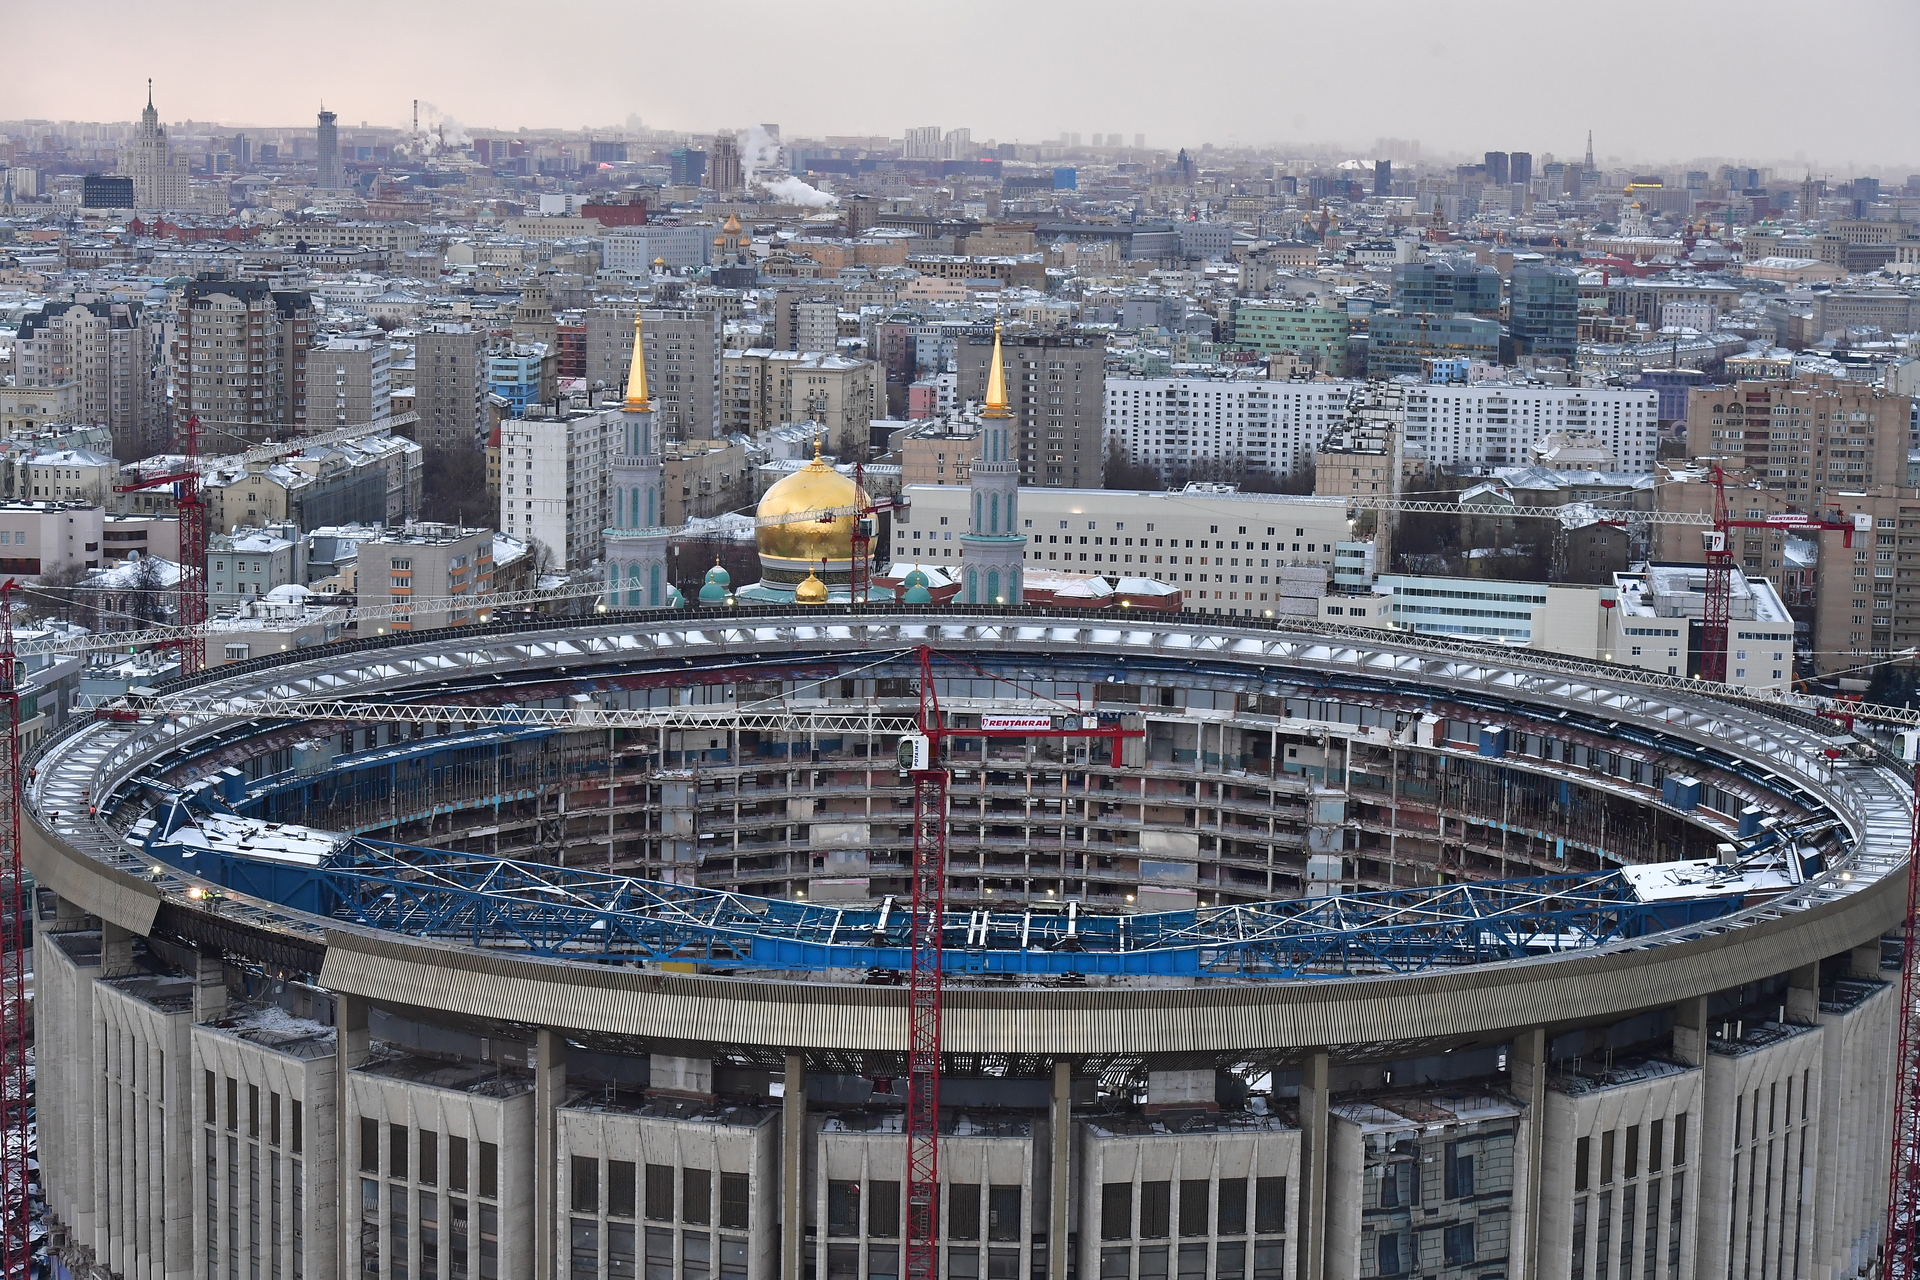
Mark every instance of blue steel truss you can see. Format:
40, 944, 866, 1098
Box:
141, 814, 1752, 978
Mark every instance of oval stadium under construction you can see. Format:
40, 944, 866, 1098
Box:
26, 606, 1909, 1280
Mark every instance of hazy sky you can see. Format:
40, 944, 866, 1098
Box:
8, 0, 1918, 172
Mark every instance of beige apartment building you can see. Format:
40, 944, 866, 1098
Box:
1683, 377, 1911, 507
361, 523, 495, 632
722, 350, 880, 460
662, 439, 753, 525
898, 418, 982, 487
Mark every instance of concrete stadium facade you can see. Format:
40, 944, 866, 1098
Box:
23, 608, 1909, 1280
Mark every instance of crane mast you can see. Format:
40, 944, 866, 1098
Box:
905, 645, 946, 1280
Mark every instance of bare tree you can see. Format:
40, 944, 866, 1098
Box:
420, 444, 490, 526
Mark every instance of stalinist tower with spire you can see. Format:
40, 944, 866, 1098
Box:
960, 322, 1025, 606
121, 80, 190, 210
603, 314, 674, 608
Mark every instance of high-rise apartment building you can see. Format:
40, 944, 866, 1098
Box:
172, 280, 312, 443
120, 85, 189, 210
585, 304, 721, 441
13, 298, 165, 458
319, 334, 392, 427
315, 109, 341, 190
1510, 152, 1533, 187
1682, 377, 1911, 504
415, 325, 487, 448
498, 405, 614, 570
770, 289, 843, 355
708, 133, 742, 194
1374, 159, 1391, 196
955, 330, 1105, 487
1104, 377, 1355, 485
1483, 151, 1510, 186
1508, 264, 1581, 367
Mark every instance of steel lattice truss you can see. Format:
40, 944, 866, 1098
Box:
235, 838, 1734, 978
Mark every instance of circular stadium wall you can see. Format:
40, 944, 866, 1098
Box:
24, 608, 1908, 1280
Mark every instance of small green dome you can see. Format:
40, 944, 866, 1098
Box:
903, 583, 934, 604
665, 585, 687, 608
902, 568, 930, 590
698, 579, 728, 604
703, 563, 731, 587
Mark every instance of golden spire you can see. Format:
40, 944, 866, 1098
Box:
813, 430, 824, 464
982, 320, 1011, 420
624, 311, 649, 412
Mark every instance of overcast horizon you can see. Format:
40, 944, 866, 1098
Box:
7, 0, 1919, 174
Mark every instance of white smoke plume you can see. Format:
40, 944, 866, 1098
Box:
738, 124, 781, 186
761, 175, 838, 207
414, 101, 470, 154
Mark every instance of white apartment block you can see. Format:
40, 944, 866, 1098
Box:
499, 407, 614, 571
1106, 379, 1663, 478
1401, 384, 1661, 470
900, 484, 1351, 615
1104, 378, 1353, 483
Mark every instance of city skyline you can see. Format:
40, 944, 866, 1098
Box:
5, 0, 1919, 170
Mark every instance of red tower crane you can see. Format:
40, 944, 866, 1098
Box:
1698, 464, 1865, 683
901, 649, 1144, 1280
0, 582, 28, 1280
114, 414, 209, 673
903, 646, 947, 1280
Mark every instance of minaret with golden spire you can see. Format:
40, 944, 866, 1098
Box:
604, 309, 672, 609
624, 310, 650, 412
959, 320, 1024, 607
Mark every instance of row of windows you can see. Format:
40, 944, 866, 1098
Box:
358, 1118, 495, 1196
1100, 1177, 1285, 1241
205, 1071, 304, 1150
571, 1158, 749, 1227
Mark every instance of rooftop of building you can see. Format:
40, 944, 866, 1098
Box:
358, 1052, 535, 1098
1330, 1088, 1522, 1131
200, 1001, 337, 1059
371, 521, 490, 547
1546, 1055, 1695, 1097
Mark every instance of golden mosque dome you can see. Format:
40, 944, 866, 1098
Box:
754, 440, 869, 577
793, 569, 828, 605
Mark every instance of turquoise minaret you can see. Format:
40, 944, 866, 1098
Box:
960, 321, 1025, 606
603, 312, 671, 608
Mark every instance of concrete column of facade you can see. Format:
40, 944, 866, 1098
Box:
1509, 1028, 1549, 1280
1786, 961, 1821, 1024
1670, 994, 1710, 1066
192, 950, 227, 1021
782, 1054, 805, 1280
1049, 1061, 1071, 1280
49, 891, 90, 932
334, 994, 370, 1280
100, 920, 135, 978
534, 1029, 567, 1280
1296, 1052, 1330, 1280
1850, 941, 1884, 980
